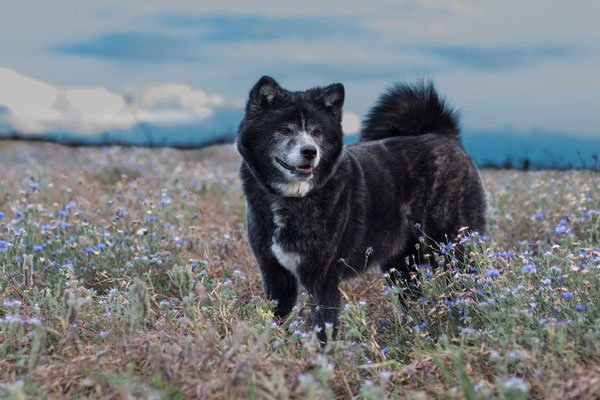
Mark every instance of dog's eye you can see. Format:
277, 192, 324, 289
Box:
280, 127, 291, 135
310, 129, 321, 137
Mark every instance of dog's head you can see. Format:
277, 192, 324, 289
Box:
237, 76, 345, 197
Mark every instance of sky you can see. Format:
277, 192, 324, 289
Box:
1, 1, 599, 166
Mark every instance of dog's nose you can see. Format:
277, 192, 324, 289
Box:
301, 146, 317, 160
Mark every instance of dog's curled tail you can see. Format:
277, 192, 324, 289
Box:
360, 81, 460, 142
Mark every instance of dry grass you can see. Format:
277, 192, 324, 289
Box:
0, 141, 599, 399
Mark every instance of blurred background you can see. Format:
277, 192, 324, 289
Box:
1, 0, 598, 169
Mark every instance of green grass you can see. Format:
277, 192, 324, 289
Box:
1, 141, 599, 399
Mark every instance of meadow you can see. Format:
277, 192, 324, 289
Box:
0, 140, 599, 399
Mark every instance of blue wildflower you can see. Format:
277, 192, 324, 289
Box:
85, 247, 95, 254
554, 225, 571, 234
30, 182, 39, 189
33, 245, 43, 252
486, 269, 500, 277
0, 211, 4, 219
414, 222, 421, 230
413, 322, 427, 331
535, 212, 544, 220
148, 216, 157, 222
559, 218, 568, 226
58, 211, 68, 218
522, 264, 536, 273
382, 347, 389, 356
491, 251, 515, 258
563, 292, 574, 300
97, 243, 106, 250
424, 272, 433, 278
576, 305, 585, 312
65, 203, 75, 210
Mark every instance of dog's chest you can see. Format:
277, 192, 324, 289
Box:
269, 203, 321, 279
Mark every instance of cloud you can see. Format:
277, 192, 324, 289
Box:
417, 0, 488, 17
55, 32, 197, 62
420, 44, 576, 71
155, 14, 362, 42
0, 67, 226, 135
132, 83, 226, 116
342, 111, 361, 135
53, 14, 364, 62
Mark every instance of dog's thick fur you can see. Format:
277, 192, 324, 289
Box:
237, 76, 486, 342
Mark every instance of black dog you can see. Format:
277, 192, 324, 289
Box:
236, 76, 486, 342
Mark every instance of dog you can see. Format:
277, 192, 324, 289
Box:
236, 76, 486, 342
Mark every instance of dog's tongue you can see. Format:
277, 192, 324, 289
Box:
296, 165, 312, 173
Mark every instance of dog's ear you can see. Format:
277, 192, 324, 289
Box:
319, 83, 345, 120
247, 76, 283, 114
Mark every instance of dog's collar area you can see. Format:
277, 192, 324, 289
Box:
275, 157, 313, 176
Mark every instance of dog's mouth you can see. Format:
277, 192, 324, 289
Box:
275, 157, 313, 176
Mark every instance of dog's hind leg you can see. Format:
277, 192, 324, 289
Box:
380, 248, 423, 307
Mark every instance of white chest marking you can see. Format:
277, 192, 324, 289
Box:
271, 239, 302, 277
270, 205, 302, 277
273, 181, 314, 197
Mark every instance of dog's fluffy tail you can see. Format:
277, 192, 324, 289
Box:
360, 81, 460, 142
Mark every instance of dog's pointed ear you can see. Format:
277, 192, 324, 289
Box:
319, 83, 344, 120
247, 76, 283, 114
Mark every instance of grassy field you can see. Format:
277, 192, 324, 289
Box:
0, 141, 599, 399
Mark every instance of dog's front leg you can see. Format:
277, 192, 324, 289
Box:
259, 262, 299, 320
308, 277, 341, 343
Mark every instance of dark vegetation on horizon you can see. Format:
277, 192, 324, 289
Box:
1, 129, 598, 171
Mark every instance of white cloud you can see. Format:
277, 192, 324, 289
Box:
132, 83, 225, 116
418, 0, 489, 18
342, 111, 361, 135
0, 67, 226, 135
